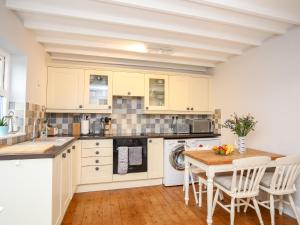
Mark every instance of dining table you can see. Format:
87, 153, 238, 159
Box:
183, 148, 283, 225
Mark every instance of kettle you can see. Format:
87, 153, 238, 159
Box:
5, 111, 19, 133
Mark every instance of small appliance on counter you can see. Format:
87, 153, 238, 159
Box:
48, 126, 58, 136
189, 119, 214, 133
171, 116, 190, 134
80, 114, 90, 135
104, 117, 112, 135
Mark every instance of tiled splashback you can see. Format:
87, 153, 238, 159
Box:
47, 97, 222, 135
0, 102, 45, 145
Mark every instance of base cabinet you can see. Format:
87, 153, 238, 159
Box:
147, 138, 164, 179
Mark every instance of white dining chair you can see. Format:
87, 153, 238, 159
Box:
244, 155, 300, 225
212, 156, 271, 225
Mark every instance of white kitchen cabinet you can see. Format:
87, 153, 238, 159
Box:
113, 71, 145, 96
168, 75, 189, 111
71, 141, 81, 194
144, 74, 169, 111
47, 67, 84, 112
83, 70, 113, 111
147, 138, 164, 179
52, 153, 62, 225
188, 76, 210, 112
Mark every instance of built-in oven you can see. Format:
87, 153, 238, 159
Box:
113, 138, 147, 174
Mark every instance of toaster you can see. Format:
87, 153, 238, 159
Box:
189, 119, 214, 133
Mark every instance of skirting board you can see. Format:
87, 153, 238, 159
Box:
76, 178, 163, 193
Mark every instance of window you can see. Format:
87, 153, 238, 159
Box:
0, 49, 9, 119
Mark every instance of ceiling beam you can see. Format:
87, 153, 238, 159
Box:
191, 0, 300, 25
24, 21, 242, 55
94, 0, 288, 34
36, 36, 228, 62
5, 0, 261, 46
45, 47, 216, 67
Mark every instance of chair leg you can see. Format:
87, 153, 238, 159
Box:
212, 188, 219, 215
219, 191, 224, 201
237, 199, 240, 213
190, 171, 199, 204
198, 179, 202, 207
244, 198, 251, 213
253, 197, 264, 225
288, 194, 300, 225
230, 198, 236, 225
278, 195, 283, 215
270, 194, 275, 225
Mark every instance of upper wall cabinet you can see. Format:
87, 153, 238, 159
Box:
169, 75, 211, 113
113, 72, 145, 97
47, 67, 84, 112
83, 70, 113, 111
144, 74, 169, 111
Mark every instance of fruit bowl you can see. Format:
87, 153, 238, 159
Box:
213, 144, 234, 156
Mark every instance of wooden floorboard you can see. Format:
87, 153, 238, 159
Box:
62, 185, 298, 225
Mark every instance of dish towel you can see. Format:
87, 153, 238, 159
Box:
129, 146, 143, 166
117, 146, 128, 174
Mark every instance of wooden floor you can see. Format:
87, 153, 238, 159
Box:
62, 185, 297, 225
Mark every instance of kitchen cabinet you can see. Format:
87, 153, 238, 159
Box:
83, 70, 113, 111
144, 74, 169, 111
169, 75, 211, 113
71, 141, 81, 194
47, 67, 84, 112
113, 72, 145, 96
80, 139, 113, 184
147, 138, 164, 179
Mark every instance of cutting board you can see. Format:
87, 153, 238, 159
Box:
0, 144, 54, 155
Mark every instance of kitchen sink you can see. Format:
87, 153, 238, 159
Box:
20, 137, 74, 147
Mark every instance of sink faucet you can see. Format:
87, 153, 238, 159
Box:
32, 118, 40, 142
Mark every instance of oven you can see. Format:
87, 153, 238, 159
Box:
113, 138, 147, 174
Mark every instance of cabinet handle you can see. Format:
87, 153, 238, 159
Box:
191, 107, 194, 111
96, 142, 99, 146
145, 106, 149, 110
95, 167, 99, 171
187, 107, 190, 110
108, 105, 111, 109
67, 149, 71, 153
128, 92, 131, 96
95, 160, 99, 163
79, 105, 83, 109
72, 146, 75, 149
149, 139, 152, 143
95, 151, 99, 155
62, 153, 66, 158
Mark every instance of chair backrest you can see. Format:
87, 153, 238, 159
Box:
231, 156, 271, 197
270, 155, 300, 194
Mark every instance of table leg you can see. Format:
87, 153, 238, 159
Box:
184, 159, 190, 205
206, 169, 215, 225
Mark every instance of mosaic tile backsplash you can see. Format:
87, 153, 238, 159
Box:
47, 97, 222, 135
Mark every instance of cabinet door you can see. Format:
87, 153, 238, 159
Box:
144, 74, 168, 111
188, 77, 209, 112
168, 75, 189, 111
60, 148, 71, 214
113, 72, 144, 96
47, 67, 84, 110
84, 70, 112, 110
52, 154, 62, 225
148, 138, 164, 179
71, 141, 81, 194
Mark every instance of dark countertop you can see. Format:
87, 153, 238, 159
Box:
0, 133, 220, 160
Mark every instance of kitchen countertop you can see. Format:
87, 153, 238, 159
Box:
0, 133, 220, 160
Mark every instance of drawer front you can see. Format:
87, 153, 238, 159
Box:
81, 139, 112, 148
81, 147, 112, 157
81, 165, 112, 184
81, 157, 112, 166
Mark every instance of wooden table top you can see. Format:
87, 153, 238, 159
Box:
184, 148, 283, 165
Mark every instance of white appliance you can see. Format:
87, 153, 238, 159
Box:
163, 137, 221, 186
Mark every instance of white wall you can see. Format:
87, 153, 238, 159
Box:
213, 26, 300, 208
0, 0, 47, 105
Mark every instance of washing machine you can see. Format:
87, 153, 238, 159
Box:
163, 137, 221, 186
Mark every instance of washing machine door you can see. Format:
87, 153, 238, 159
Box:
169, 143, 187, 171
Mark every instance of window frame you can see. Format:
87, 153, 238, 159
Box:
0, 48, 10, 118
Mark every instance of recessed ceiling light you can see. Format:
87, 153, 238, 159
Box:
125, 43, 147, 53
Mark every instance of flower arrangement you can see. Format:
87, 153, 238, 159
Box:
0, 117, 8, 126
223, 113, 257, 137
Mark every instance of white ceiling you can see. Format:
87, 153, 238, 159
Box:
6, 0, 300, 73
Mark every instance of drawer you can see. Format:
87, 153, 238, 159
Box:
81, 157, 112, 166
81, 147, 112, 157
81, 165, 112, 184
81, 139, 112, 148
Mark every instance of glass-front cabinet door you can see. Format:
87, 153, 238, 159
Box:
144, 74, 168, 111
84, 70, 112, 110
